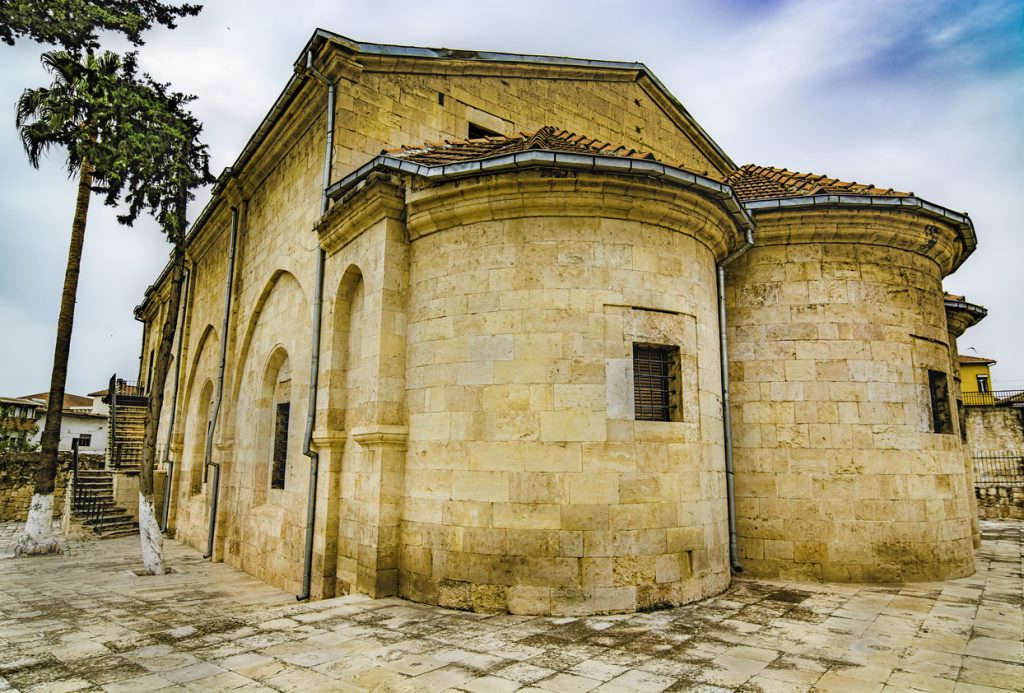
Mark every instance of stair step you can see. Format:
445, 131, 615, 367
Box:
69, 470, 141, 539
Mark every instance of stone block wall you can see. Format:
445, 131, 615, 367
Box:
725, 210, 975, 583
976, 486, 1024, 520
0, 452, 103, 520
391, 171, 737, 614
965, 407, 1024, 455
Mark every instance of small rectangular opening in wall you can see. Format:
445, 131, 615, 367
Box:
633, 343, 680, 422
438, 92, 445, 106
928, 370, 954, 434
468, 122, 500, 139
271, 402, 290, 489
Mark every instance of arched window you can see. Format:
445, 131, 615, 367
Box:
253, 348, 291, 503
190, 380, 214, 494
269, 357, 292, 490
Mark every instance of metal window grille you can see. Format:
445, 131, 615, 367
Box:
271, 402, 290, 489
634, 344, 676, 421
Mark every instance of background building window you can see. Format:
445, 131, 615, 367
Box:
76, 434, 91, 447
633, 343, 679, 421
976, 374, 989, 393
928, 370, 954, 434
271, 402, 290, 489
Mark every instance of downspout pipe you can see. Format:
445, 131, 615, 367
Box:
717, 226, 754, 574
204, 206, 239, 559
161, 266, 191, 532
296, 49, 333, 601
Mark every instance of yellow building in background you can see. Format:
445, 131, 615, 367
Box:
960, 355, 996, 406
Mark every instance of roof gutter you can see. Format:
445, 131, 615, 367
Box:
295, 48, 334, 603
325, 150, 754, 235
743, 194, 977, 271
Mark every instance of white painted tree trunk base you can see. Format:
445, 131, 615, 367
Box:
14, 493, 62, 556
138, 492, 165, 575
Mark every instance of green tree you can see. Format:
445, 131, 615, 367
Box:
0, 0, 200, 50
13, 50, 135, 555
0, 404, 40, 454
94, 77, 214, 573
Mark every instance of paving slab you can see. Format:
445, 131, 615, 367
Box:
0, 520, 1020, 692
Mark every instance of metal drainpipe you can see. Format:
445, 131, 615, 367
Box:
160, 266, 191, 532
718, 227, 754, 573
296, 50, 333, 601
204, 206, 239, 559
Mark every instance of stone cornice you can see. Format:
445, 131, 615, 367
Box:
315, 175, 406, 255
404, 169, 742, 262
743, 206, 966, 276
351, 425, 409, 449
944, 299, 987, 338
744, 195, 975, 274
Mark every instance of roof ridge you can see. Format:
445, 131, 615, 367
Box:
388, 125, 663, 166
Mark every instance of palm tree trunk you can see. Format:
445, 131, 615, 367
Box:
16, 159, 93, 556
138, 228, 186, 575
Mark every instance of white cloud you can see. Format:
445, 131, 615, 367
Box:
1, 0, 1021, 393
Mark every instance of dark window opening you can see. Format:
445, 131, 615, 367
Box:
633, 344, 680, 421
437, 92, 445, 106
271, 402, 290, 489
76, 434, 91, 447
928, 370, 953, 434
976, 374, 989, 393
468, 122, 500, 139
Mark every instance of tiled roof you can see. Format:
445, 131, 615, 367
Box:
19, 392, 93, 409
386, 126, 658, 166
726, 164, 910, 203
959, 354, 996, 365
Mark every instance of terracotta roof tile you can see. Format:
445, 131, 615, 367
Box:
19, 392, 93, 409
386, 126, 659, 166
726, 164, 910, 203
959, 354, 996, 365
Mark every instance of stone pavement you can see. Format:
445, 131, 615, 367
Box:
0, 520, 1020, 693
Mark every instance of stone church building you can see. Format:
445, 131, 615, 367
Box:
136, 31, 980, 615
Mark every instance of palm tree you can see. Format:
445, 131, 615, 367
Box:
13, 50, 127, 555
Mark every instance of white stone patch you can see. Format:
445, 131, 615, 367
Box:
14, 493, 61, 556
138, 492, 166, 575
605, 357, 634, 420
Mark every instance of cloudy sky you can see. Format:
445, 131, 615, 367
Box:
1, 0, 1022, 397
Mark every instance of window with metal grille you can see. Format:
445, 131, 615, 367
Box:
271, 402, 290, 489
633, 344, 679, 421
928, 370, 953, 434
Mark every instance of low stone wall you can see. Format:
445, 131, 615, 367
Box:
0, 452, 104, 521
966, 407, 1024, 454
976, 486, 1024, 520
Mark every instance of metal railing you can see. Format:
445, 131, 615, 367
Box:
110, 376, 147, 399
963, 389, 1024, 407
70, 441, 105, 533
973, 453, 1024, 488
